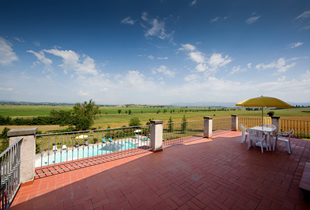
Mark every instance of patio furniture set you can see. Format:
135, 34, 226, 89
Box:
240, 123, 294, 154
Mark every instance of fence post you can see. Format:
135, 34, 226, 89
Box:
231, 115, 238, 131
271, 116, 280, 134
150, 120, 163, 152
7, 128, 37, 183
204, 116, 213, 138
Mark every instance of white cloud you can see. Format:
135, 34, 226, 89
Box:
76, 55, 98, 75
247, 63, 252, 68
179, 43, 232, 73
148, 55, 154, 59
210, 16, 227, 23
277, 63, 295, 73
208, 53, 232, 69
290, 42, 303, 48
184, 74, 198, 81
31, 61, 41, 68
211, 17, 220, 23
195, 63, 208, 72
300, 26, 310, 30
34, 41, 40, 47
124, 70, 146, 86
43, 49, 98, 76
295, 10, 310, 20
189, 51, 205, 63
277, 76, 286, 81
0, 37, 19, 66
121, 17, 136, 25
78, 90, 89, 96
27, 50, 52, 66
141, 12, 172, 40
178, 44, 196, 51
228, 65, 246, 75
27, 50, 53, 72
157, 57, 168, 60
13, 37, 25, 42
0, 87, 13, 91
246, 16, 260, 24
190, 0, 197, 6
255, 57, 296, 73
153, 65, 175, 77
302, 70, 310, 80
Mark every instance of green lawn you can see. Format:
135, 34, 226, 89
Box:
0, 105, 72, 117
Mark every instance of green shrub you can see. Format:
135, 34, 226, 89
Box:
129, 117, 141, 126
0, 127, 10, 153
267, 111, 275, 117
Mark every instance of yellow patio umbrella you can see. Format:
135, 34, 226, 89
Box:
236, 96, 293, 125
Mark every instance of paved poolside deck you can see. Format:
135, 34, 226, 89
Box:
10, 131, 310, 209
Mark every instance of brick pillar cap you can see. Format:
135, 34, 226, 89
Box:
231, 115, 238, 117
271, 116, 280, 119
7, 128, 38, 137
150, 120, 163, 124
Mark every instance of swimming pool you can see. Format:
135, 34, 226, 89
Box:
35, 142, 137, 167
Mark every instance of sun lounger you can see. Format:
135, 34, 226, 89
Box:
142, 137, 149, 141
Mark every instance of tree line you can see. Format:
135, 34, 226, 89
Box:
0, 99, 100, 130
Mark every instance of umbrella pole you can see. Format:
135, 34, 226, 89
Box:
262, 107, 263, 127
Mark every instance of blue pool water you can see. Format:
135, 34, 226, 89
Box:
35, 142, 137, 167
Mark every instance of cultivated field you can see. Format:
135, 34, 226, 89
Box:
0, 105, 310, 134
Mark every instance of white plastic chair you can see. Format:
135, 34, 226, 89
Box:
248, 129, 267, 153
261, 124, 277, 150
52, 145, 57, 151
62, 145, 67, 150
240, 124, 249, 143
273, 129, 294, 154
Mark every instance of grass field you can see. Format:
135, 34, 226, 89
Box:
1, 105, 310, 133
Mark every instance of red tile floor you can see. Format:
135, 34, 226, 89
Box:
10, 131, 310, 209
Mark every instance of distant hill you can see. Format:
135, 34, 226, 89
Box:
1, 100, 309, 107
170, 102, 236, 107
0, 101, 75, 106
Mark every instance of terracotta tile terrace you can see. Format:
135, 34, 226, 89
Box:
10, 131, 310, 209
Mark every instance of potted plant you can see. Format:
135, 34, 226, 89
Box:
267, 111, 275, 117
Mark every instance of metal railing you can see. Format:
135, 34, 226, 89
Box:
35, 125, 151, 176
280, 119, 310, 138
163, 120, 204, 146
212, 117, 232, 134
0, 138, 22, 210
239, 117, 310, 139
239, 117, 272, 128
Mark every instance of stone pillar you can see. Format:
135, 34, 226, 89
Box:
7, 128, 37, 183
150, 120, 163, 152
271, 116, 280, 133
231, 115, 238, 131
204, 117, 213, 138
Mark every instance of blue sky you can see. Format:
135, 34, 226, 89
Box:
0, 0, 310, 105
